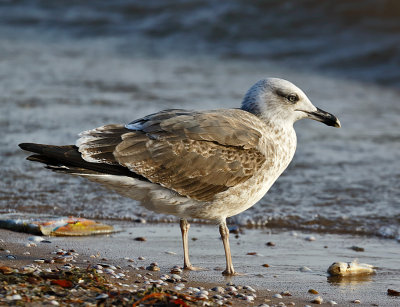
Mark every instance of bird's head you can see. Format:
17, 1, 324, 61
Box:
241, 78, 341, 128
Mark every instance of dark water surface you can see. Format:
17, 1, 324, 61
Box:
0, 1, 399, 241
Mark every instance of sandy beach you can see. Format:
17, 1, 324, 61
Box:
1, 221, 399, 306
1, 2, 400, 306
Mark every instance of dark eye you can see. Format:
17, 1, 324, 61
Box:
287, 94, 298, 103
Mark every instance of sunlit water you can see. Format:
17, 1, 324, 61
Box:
0, 1, 399, 241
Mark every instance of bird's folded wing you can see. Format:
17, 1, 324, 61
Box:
77, 109, 268, 201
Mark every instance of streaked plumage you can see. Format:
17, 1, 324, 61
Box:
19, 78, 340, 275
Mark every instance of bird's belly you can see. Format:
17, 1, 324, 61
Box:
183, 167, 280, 221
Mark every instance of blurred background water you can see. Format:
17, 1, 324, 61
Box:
0, 0, 399, 241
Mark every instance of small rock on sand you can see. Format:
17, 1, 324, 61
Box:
211, 286, 224, 293
350, 246, 365, 252
281, 291, 292, 296
299, 266, 312, 272
311, 296, 323, 304
134, 237, 146, 241
28, 236, 44, 242
95, 293, 109, 300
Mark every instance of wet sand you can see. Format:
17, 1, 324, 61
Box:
1, 222, 399, 306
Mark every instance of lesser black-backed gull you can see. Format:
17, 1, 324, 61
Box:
19, 78, 340, 275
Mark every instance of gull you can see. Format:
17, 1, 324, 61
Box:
19, 78, 340, 275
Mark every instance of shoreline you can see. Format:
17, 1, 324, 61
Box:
1, 221, 399, 306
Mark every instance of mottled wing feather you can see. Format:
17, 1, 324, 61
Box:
78, 109, 267, 201
77, 125, 127, 165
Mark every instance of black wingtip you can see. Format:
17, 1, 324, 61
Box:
18, 143, 31, 150
18, 143, 49, 154
19, 143, 43, 152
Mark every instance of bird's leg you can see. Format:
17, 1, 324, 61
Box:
219, 220, 236, 275
180, 218, 202, 271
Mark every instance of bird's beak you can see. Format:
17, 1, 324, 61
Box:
302, 107, 341, 128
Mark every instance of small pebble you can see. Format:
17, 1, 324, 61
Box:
243, 295, 254, 302
49, 300, 59, 306
165, 251, 177, 255
34, 259, 45, 263
104, 268, 115, 274
138, 256, 145, 260
311, 296, 323, 304
171, 274, 181, 281
328, 300, 338, 305
226, 286, 237, 292
273, 293, 283, 299
197, 293, 208, 300
11, 294, 22, 300
308, 289, 318, 294
95, 293, 109, 300
266, 241, 276, 246
28, 236, 44, 242
350, 246, 365, 252
305, 235, 316, 241
353, 299, 361, 304
299, 266, 312, 272
281, 290, 292, 296
6, 255, 16, 259
134, 218, 146, 223
146, 265, 160, 271
262, 263, 270, 267
170, 266, 182, 274
5, 250, 10, 254
134, 237, 146, 241
211, 286, 225, 293
23, 251, 30, 255
288, 302, 295, 306
243, 285, 256, 293
160, 274, 170, 280
53, 256, 66, 263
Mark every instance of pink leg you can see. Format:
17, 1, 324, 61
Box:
219, 219, 236, 275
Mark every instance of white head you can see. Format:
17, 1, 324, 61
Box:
241, 78, 340, 128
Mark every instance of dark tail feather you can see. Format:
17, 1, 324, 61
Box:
18, 143, 143, 179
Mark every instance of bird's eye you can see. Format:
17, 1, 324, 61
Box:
287, 94, 298, 103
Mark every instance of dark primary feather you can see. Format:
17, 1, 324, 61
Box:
18, 143, 146, 180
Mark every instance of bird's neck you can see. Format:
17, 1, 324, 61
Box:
260, 120, 297, 167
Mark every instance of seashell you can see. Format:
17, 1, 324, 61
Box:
328, 260, 374, 276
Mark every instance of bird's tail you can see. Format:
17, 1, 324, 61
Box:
18, 143, 136, 177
